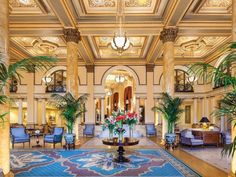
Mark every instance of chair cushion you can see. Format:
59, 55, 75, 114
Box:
191, 139, 204, 145
53, 128, 63, 135
13, 135, 30, 143
11, 127, 26, 137
44, 135, 54, 142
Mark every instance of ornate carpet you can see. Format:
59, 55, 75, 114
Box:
11, 149, 201, 177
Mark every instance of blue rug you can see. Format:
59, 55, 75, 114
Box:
11, 149, 201, 177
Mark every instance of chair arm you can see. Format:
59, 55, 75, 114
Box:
53, 135, 62, 142
180, 137, 192, 145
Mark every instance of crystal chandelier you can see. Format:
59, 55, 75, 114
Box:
110, 0, 131, 54
19, 0, 30, 5
115, 75, 125, 83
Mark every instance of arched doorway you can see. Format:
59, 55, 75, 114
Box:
104, 69, 135, 116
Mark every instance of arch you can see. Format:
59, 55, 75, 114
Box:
101, 65, 140, 89
214, 52, 230, 68
159, 65, 191, 84
212, 52, 231, 88
42, 66, 81, 85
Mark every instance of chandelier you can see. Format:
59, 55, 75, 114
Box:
19, 0, 30, 5
110, 0, 131, 54
42, 76, 53, 85
115, 75, 125, 83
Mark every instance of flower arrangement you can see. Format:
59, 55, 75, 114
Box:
103, 109, 139, 141
102, 116, 116, 139
126, 112, 138, 138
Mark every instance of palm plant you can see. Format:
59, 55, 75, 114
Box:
0, 54, 57, 122
152, 92, 183, 134
50, 92, 88, 134
189, 42, 236, 157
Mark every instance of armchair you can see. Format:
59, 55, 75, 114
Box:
44, 127, 64, 148
83, 124, 95, 137
10, 127, 30, 148
145, 124, 157, 137
180, 129, 204, 148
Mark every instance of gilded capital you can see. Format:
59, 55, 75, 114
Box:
63, 28, 81, 43
160, 28, 178, 43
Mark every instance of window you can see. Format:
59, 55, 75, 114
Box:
214, 64, 231, 89
9, 77, 18, 93
185, 105, 191, 124
46, 70, 66, 93
175, 69, 193, 92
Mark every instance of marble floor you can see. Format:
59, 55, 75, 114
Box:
181, 146, 231, 172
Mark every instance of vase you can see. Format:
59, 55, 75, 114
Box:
129, 126, 133, 138
118, 133, 123, 143
109, 129, 113, 140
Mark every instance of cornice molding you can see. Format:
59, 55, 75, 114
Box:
160, 27, 178, 43
63, 28, 81, 43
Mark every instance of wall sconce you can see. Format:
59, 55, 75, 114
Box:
42, 76, 53, 85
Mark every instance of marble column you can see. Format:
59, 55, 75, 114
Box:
135, 97, 140, 115
146, 64, 155, 123
211, 96, 217, 124
201, 97, 205, 117
18, 99, 23, 124
0, 0, 10, 175
26, 72, 35, 124
86, 65, 95, 124
205, 97, 209, 119
231, 0, 236, 174
160, 27, 178, 139
101, 98, 105, 123
157, 99, 162, 125
34, 99, 38, 124
193, 98, 198, 124
64, 28, 80, 138
41, 99, 46, 125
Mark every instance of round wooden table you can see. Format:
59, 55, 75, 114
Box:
102, 137, 139, 163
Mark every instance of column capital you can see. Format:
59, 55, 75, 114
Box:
86, 64, 94, 73
146, 64, 155, 72
160, 27, 178, 43
63, 28, 81, 43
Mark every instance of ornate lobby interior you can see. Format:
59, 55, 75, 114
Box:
0, 0, 236, 177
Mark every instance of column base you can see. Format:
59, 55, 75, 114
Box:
228, 171, 235, 177
4, 171, 14, 177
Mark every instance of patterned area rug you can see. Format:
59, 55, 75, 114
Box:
11, 149, 201, 177
81, 137, 159, 148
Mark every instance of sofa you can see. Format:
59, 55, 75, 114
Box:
180, 129, 204, 147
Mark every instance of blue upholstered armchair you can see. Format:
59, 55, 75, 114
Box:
180, 129, 204, 147
83, 124, 95, 137
145, 124, 157, 136
10, 127, 30, 148
44, 127, 64, 148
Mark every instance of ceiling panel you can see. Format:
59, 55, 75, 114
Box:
175, 36, 229, 58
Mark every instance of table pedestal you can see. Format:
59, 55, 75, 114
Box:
32, 134, 42, 148
113, 146, 130, 163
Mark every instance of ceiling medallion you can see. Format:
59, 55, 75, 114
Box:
110, 0, 132, 55
32, 39, 59, 54
180, 39, 206, 54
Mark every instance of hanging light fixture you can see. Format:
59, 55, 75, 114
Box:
42, 76, 53, 85
19, 0, 30, 5
110, 0, 131, 54
115, 75, 125, 83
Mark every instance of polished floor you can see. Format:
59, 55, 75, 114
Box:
11, 136, 229, 177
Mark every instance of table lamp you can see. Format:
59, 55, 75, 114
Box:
200, 117, 210, 129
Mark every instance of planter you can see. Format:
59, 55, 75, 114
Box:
165, 133, 176, 145
64, 133, 75, 145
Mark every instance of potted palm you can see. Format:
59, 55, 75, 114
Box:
0, 55, 57, 122
189, 42, 236, 158
152, 92, 183, 145
50, 92, 87, 144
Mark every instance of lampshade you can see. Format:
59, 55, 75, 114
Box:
200, 117, 210, 123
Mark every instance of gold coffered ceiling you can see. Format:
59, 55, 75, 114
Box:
175, 36, 229, 58
11, 37, 67, 58
8, 0, 233, 65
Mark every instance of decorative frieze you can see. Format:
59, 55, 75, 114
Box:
160, 27, 178, 43
63, 28, 81, 43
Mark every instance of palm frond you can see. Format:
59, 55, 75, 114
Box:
0, 95, 8, 105
222, 136, 236, 157
50, 92, 88, 133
